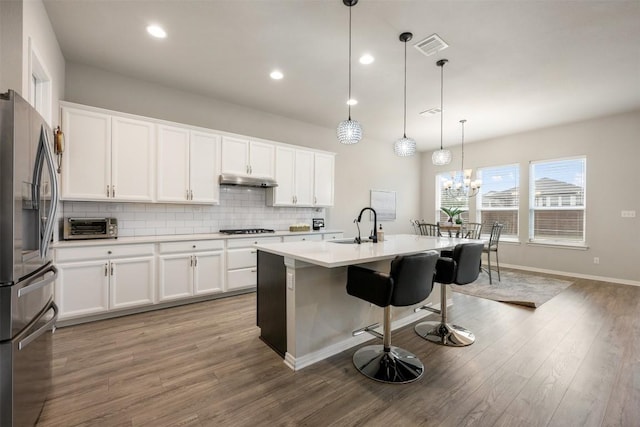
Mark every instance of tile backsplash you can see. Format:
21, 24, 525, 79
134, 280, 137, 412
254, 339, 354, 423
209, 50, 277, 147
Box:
62, 187, 325, 237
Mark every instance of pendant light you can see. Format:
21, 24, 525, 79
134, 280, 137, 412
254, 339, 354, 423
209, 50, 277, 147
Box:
432, 59, 452, 165
337, 0, 362, 145
394, 32, 416, 157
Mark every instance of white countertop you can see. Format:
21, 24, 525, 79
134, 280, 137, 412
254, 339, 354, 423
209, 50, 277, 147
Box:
254, 234, 483, 268
52, 229, 343, 249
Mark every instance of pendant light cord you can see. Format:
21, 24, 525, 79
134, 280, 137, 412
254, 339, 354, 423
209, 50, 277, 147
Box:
440, 62, 444, 150
347, 4, 352, 120
403, 39, 407, 138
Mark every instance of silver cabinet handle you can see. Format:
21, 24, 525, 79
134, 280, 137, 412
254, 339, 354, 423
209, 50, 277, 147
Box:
314, 196, 317, 205
107, 185, 110, 197
190, 256, 193, 267
190, 189, 194, 200
112, 186, 115, 198
104, 263, 108, 276
194, 256, 198, 267
186, 189, 190, 200
110, 263, 114, 276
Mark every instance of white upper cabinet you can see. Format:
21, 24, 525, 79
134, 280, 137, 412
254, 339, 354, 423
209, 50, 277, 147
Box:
61, 107, 111, 200
61, 106, 155, 202
295, 150, 315, 206
111, 116, 155, 201
221, 136, 275, 179
314, 152, 335, 207
157, 125, 220, 204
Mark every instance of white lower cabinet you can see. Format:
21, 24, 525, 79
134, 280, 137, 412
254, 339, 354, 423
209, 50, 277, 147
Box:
158, 240, 224, 301
226, 236, 282, 291
55, 244, 155, 320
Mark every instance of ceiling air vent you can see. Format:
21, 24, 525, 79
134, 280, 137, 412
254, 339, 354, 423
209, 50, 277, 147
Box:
414, 33, 448, 57
419, 107, 442, 117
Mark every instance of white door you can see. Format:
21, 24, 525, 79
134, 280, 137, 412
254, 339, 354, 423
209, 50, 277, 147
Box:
272, 146, 295, 205
314, 153, 335, 206
221, 136, 249, 176
193, 251, 224, 295
158, 253, 194, 301
55, 260, 109, 319
111, 116, 155, 201
157, 125, 190, 202
190, 131, 220, 203
294, 150, 315, 206
61, 107, 111, 200
110, 256, 155, 310
248, 141, 275, 178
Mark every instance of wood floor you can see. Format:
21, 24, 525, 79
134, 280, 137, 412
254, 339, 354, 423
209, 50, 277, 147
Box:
37, 273, 640, 427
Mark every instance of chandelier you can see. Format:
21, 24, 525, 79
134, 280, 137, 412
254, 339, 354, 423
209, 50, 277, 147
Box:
336, 0, 362, 145
432, 59, 452, 165
444, 119, 481, 198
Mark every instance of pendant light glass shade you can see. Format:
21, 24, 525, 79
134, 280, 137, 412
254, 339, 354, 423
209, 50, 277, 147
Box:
337, 119, 363, 144
432, 58, 452, 165
394, 32, 415, 157
394, 137, 417, 156
337, 0, 362, 145
432, 148, 452, 165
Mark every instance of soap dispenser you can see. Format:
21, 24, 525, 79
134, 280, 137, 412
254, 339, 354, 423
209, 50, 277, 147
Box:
378, 224, 384, 242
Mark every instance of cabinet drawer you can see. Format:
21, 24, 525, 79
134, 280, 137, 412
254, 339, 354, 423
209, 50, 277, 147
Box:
226, 236, 281, 248
227, 248, 257, 269
227, 268, 257, 290
323, 233, 344, 240
282, 234, 323, 243
55, 244, 154, 262
159, 240, 224, 254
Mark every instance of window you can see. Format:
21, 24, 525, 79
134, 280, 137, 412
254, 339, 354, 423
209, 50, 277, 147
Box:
29, 40, 52, 124
476, 164, 519, 237
529, 157, 586, 244
435, 172, 469, 223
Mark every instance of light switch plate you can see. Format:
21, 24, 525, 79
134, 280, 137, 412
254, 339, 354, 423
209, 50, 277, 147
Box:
621, 210, 636, 218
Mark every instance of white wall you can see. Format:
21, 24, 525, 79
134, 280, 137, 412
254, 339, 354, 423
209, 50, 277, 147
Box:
422, 110, 640, 283
0, 0, 24, 93
64, 62, 422, 236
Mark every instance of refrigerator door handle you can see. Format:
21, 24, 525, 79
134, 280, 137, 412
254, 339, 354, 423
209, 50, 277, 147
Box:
34, 125, 59, 259
18, 303, 58, 351
17, 265, 58, 297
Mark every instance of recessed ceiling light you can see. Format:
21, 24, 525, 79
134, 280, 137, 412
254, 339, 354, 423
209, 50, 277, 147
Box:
270, 70, 284, 80
146, 25, 167, 39
359, 54, 374, 65
347, 99, 358, 106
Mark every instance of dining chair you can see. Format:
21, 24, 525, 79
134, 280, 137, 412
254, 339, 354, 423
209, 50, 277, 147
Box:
416, 221, 439, 237
482, 222, 503, 284
462, 222, 482, 239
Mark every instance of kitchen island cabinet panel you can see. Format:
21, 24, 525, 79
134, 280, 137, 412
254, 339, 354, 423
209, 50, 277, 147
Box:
257, 251, 287, 357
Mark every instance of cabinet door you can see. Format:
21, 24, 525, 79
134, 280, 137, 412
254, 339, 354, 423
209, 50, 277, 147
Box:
61, 107, 111, 200
193, 251, 224, 295
55, 260, 109, 319
190, 131, 220, 203
157, 125, 190, 202
158, 254, 194, 301
110, 256, 155, 310
294, 150, 315, 206
111, 116, 155, 201
249, 141, 275, 178
314, 153, 335, 206
271, 146, 295, 206
221, 136, 249, 176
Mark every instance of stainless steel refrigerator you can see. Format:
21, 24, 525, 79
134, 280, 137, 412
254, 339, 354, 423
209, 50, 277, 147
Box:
0, 90, 59, 426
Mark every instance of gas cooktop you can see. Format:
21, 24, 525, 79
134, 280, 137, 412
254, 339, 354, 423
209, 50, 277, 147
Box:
219, 228, 275, 235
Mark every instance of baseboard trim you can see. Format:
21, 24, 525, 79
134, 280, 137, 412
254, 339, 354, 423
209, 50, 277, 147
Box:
499, 263, 640, 287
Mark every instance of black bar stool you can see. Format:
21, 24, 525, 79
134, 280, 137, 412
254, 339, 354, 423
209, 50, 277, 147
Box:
346, 251, 439, 384
414, 243, 483, 347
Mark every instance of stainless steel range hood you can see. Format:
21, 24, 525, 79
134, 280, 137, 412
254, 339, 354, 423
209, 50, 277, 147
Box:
219, 173, 278, 188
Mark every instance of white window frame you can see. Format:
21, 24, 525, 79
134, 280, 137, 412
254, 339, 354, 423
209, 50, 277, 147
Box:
528, 156, 587, 246
476, 163, 520, 239
28, 39, 52, 124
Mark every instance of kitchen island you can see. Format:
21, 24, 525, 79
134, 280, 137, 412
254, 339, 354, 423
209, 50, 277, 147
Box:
254, 234, 473, 370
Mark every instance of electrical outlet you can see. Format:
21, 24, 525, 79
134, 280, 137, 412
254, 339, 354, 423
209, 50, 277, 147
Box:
593, 257, 600, 264
621, 210, 636, 218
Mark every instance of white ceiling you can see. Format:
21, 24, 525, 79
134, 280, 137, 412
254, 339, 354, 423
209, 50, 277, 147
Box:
42, 0, 640, 151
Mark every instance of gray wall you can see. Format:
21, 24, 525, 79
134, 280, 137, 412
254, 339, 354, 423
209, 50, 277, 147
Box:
422, 110, 640, 283
64, 62, 422, 237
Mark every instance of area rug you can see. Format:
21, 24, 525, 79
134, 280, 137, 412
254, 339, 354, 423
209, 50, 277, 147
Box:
450, 270, 574, 308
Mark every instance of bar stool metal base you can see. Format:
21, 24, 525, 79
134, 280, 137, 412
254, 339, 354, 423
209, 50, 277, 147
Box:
352, 345, 424, 384
414, 321, 475, 347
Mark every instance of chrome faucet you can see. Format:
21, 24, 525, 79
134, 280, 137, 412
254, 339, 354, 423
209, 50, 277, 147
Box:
354, 207, 378, 244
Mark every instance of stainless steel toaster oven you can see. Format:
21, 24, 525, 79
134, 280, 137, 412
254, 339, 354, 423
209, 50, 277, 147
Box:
63, 217, 118, 240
